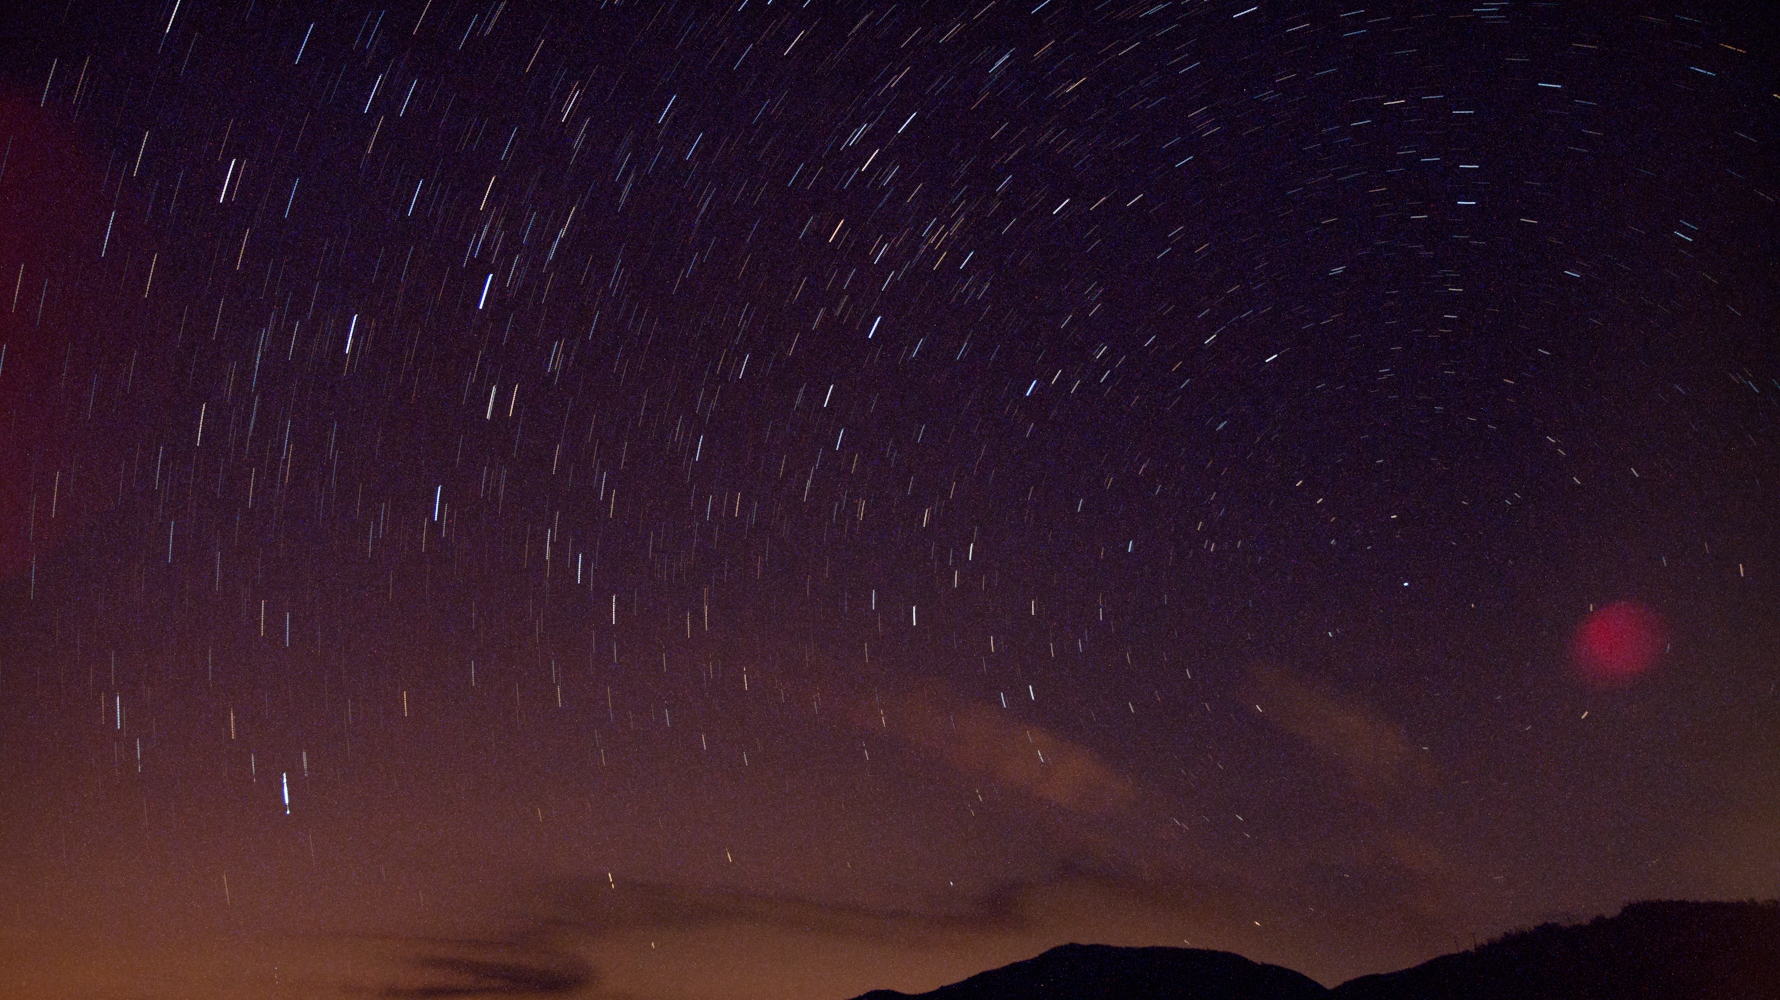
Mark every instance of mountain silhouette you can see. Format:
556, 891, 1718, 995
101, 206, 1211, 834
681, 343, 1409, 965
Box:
854, 942, 1327, 1000
851, 900, 1779, 1000
1332, 900, 1780, 1000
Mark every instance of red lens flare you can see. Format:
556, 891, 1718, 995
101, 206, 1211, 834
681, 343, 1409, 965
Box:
1571, 601, 1666, 686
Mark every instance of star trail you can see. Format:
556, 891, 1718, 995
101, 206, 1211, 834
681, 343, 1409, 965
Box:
0, 2, 1774, 998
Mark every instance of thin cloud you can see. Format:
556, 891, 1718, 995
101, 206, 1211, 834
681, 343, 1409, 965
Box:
862, 681, 1135, 814
1244, 663, 1438, 798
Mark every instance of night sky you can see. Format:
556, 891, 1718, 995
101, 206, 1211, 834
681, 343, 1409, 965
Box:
0, 2, 1776, 998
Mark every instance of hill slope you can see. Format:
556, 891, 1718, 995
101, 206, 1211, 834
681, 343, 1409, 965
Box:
1331, 900, 1780, 1000
850, 900, 1779, 1000
854, 942, 1327, 1000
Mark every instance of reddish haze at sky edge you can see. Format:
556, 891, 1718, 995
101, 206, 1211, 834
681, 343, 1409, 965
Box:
1572, 601, 1667, 686
0, 94, 111, 580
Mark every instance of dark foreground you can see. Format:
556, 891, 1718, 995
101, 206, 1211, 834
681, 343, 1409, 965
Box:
854, 900, 1780, 1000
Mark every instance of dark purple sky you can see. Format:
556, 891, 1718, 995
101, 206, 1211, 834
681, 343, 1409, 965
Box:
0, 2, 1774, 997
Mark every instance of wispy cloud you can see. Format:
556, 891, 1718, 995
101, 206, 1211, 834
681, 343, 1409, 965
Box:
1243, 663, 1438, 799
0, 872, 1352, 1000
380, 949, 593, 997
859, 680, 1135, 814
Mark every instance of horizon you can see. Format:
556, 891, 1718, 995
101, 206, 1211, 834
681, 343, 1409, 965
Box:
6, 896, 1776, 998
